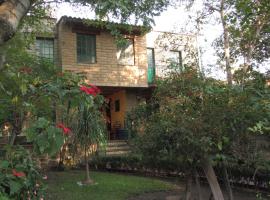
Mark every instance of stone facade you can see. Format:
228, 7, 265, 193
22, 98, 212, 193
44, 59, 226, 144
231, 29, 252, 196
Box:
146, 31, 198, 77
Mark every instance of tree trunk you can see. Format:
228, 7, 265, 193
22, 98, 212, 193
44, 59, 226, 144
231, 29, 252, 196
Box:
195, 169, 202, 200
220, 0, 232, 86
202, 158, 225, 200
0, 0, 31, 46
223, 164, 234, 200
84, 145, 94, 184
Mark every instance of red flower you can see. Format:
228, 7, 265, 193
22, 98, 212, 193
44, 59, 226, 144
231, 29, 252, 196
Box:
12, 169, 26, 177
79, 84, 101, 96
88, 84, 101, 94
57, 123, 71, 135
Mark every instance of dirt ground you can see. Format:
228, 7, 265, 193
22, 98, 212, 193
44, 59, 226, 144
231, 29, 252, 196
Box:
127, 182, 269, 200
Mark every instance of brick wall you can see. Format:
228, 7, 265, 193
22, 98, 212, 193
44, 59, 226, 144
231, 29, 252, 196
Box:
57, 21, 148, 87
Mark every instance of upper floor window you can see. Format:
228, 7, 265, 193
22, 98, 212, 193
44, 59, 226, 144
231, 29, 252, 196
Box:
77, 33, 96, 64
117, 39, 134, 65
36, 38, 54, 60
168, 50, 182, 66
147, 48, 155, 68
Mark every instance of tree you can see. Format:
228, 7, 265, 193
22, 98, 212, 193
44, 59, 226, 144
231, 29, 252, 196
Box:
0, 0, 173, 47
0, 0, 32, 45
73, 84, 106, 184
0, 34, 58, 144
129, 63, 269, 199
228, 0, 270, 70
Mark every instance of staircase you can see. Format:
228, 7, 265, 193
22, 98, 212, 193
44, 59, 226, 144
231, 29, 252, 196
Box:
105, 140, 130, 156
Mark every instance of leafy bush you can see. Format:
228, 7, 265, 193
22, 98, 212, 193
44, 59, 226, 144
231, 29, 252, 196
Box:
25, 117, 65, 156
0, 145, 45, 199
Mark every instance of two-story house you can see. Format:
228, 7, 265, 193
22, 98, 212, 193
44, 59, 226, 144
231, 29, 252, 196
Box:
56, 16, 149, 139
34, 16, 198, 140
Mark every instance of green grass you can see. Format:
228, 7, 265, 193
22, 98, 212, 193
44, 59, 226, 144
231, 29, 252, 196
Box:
46, 170, 175, 200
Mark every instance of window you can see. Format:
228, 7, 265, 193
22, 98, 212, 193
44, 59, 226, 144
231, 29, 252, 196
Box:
117, 39, 134, 65
115, 100, 120, 112
147, 48, 155, 68
147, 48, 155, 83
36, 38, 54, 60
168, 50, 182, 66
77, 33, 96, 63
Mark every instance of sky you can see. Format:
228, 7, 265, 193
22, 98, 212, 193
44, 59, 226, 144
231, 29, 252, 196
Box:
51, 1, 268, 80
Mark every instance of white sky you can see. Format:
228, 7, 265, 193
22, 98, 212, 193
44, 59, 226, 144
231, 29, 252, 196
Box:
53, 1, 265, 80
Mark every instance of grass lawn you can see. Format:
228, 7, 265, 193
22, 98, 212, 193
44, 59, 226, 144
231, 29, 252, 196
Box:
45, 170, 176, 200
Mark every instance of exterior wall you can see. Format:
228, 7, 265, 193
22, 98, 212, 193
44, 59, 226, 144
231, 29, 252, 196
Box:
146, 31, 198, 77
57, 21, 148, 87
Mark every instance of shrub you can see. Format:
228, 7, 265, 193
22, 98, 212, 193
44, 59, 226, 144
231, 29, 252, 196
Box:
0, 145, 45, 199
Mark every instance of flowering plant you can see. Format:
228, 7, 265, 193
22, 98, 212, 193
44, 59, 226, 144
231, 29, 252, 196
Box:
25, 118, 65, 156
57, 123, 71, 135
0, 145, 45, 199
80, 84, 101, 96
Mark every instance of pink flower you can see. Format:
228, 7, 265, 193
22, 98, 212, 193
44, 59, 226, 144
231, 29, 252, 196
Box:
57, 123, 71, 135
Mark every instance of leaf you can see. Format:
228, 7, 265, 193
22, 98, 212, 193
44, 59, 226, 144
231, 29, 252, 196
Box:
55, 134, 64, 150
217, 141, 223, 151
36, 117, 49, 128
36, 134, 49, 154
9, 180, 22, 195
20, 83, 27, 95
0, 161, 9, 169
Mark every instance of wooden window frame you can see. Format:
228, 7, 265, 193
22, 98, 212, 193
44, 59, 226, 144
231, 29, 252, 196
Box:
36, 37, 54, 61
76, 33, 97, 64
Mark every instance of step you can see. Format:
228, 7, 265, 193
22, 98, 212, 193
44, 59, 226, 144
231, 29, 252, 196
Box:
106, 145, 130, 152
107, 140, 128, 145
107, 144, 128, 148
106, 150, 131, 156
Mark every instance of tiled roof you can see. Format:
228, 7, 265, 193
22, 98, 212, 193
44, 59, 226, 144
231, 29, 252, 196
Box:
57, 16, 151, 35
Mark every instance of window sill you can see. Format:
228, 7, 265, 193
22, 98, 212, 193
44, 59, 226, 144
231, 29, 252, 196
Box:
77, 62, 97, 66
117, 64, 135, 66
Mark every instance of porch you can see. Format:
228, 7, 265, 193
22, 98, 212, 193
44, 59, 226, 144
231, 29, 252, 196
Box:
99, 86, 150, 141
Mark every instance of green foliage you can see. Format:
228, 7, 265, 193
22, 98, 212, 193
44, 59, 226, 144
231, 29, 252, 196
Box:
228, 0, 270, 64
128, 66, 270, 176
78, 0, 171, 27
0, 30, 60, 135
25, 117, 65, 156
0, 145, 45, 199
